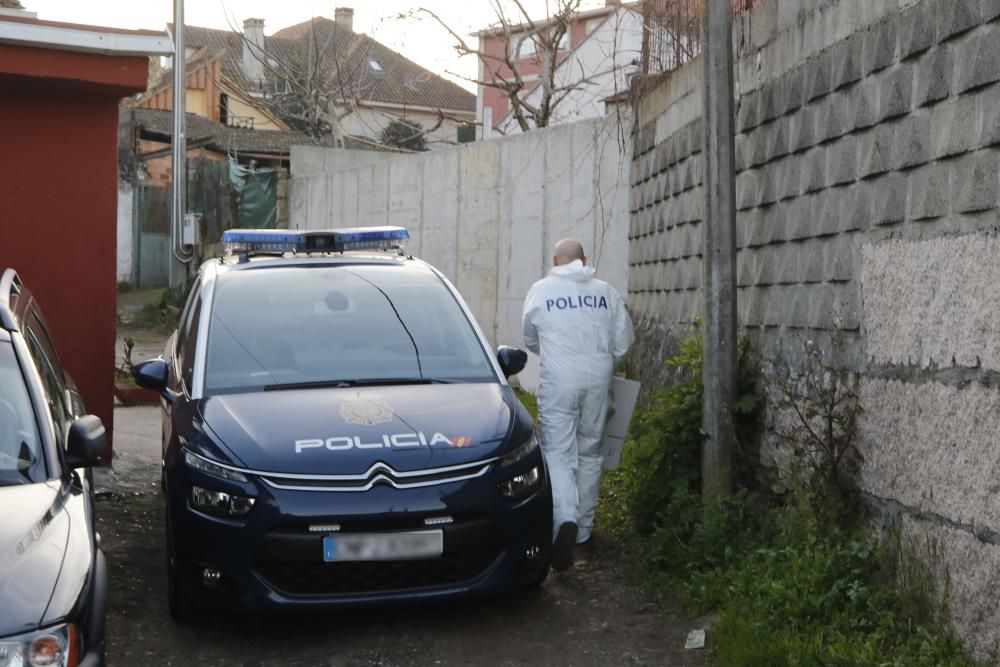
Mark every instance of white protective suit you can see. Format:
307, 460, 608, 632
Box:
522, 260, 634, 543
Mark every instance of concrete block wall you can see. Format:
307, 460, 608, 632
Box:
631, 0, 1000, 658
289, 117, 632, 392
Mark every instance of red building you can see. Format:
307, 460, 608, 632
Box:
0, 10, 170, 456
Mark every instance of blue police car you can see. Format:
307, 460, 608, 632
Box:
132, 227, 551, 620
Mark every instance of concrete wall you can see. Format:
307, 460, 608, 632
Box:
291, 117, 631, 391
116, 183, 134, 282
630, 0, 1000, 659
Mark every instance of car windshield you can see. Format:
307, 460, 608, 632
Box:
204, 264, 497, 393
0, 341, 44, 484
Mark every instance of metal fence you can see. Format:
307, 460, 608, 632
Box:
641, 0, 763, 75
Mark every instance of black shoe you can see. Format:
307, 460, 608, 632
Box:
552, 522, 578, 571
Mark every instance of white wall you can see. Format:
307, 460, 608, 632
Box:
290, 117, 632, 391
116, 184, 134, 283
338, 104, 473, 150
498, 7, 644, 134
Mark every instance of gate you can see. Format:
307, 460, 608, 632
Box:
133, 185, 170, 287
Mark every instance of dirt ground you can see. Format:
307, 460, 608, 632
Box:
96, 406, 707, 667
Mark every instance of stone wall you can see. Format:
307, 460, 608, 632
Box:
630, 0, 1000, 658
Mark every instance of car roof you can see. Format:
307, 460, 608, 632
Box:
205, 251, 441, 280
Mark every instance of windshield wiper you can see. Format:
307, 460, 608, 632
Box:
264, 378, 455, 391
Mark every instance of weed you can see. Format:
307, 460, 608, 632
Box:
513, 388, 539, 422
778, 340, 863, 526
131, 280, 192, 333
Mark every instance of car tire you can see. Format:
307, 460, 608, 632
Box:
525, 560, 550, 589
165, 509, 197, 624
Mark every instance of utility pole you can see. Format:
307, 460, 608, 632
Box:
701, 0, 738, 499
170, 0, 193, 286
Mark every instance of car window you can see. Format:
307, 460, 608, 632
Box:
181, 294, 202, 391
24, 318, 69, 446
204, 264, 497, 393
174, 280, 200, 365
0, 341, 45, 484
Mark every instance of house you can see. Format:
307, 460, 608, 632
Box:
475, 0, 766, 136
138, 7, 476, 151
475, 2, 644, 137
0, 6, 170, 457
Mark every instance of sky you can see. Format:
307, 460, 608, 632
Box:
25, 0, 606, 91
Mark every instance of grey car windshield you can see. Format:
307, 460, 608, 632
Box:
205, 264, 497, 393
0, 341, 44, 484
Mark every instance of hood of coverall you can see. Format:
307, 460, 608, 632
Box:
550, 260, 596, 282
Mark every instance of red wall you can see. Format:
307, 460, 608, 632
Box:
0, 43, 150, 457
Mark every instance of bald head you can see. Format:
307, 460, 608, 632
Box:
553, 238, 586, 267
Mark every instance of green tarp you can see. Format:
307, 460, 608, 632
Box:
189, 159, 277, 238
228, 160, 277, 229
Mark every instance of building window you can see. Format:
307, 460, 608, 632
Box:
556, 29, 570, 50
514, 33, 537, 59
219, 93, 229, 125
457, 123, 476, 144
368, 58, 384, 72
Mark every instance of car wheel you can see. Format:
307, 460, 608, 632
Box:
526, 560, 550, 589
165, 509, 197, 624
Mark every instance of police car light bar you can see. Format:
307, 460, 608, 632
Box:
221, 227, 409, 255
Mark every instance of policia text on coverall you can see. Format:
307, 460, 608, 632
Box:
522, 239, 634, 571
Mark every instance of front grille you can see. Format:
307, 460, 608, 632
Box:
254, 550, 500, 596
253, 517, 504, 596
258, 459, 496, 492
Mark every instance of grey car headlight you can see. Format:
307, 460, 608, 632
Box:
183, 449, 248, 483
499, 433, 539, 467
191, 485, 256, 518
0, 623, 80, 667
499, 466, 542, 501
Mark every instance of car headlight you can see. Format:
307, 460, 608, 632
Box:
499, 466, 542, 501
499, 432, 539, 467
183, 449, 248, 482
0, 623, 79, 667
190, 485, 256, 518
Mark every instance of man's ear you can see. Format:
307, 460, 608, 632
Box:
582, 256, 588, 266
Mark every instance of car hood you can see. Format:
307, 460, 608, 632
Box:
0, 481, 69, 637
199, 383, 515, 475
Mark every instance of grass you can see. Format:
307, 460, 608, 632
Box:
513, 387, 539, 421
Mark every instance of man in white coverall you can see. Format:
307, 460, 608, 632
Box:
522, 239, 634, 571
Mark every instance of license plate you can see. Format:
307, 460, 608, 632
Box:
323, 530, 443, 562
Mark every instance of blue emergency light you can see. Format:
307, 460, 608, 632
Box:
221, 227, 409, 255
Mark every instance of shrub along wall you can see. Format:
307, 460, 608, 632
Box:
629, 0, 1000, 659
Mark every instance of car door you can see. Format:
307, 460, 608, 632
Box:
162, 280, 203, 461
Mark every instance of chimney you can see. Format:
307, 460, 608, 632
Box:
335, 7, 353, 32
242, 18, 265, 85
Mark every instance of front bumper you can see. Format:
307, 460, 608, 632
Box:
165, 455, 552, 612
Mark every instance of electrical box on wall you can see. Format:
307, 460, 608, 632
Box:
182, 212, 201, 247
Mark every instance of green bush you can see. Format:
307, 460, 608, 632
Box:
599, 332, 974, 666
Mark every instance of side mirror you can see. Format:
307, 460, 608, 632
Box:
66, 415, 106, 468
133, 358, 169, 393
497, 346, 528, 378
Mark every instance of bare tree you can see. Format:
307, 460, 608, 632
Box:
221, 17, 378, 148
222, 16, 469, 151
418, 0, 617, 133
